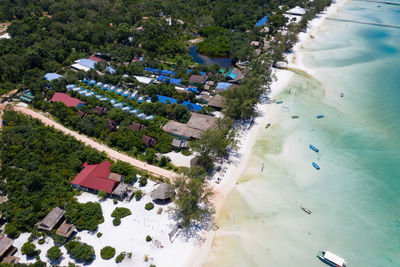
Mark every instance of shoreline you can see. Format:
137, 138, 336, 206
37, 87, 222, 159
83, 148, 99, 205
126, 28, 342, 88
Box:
186, 0, 349, 266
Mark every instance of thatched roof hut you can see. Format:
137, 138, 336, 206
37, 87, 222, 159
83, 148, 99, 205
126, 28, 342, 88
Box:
56, 221, 75, 238
0, 236, 13, 258
36, 207, 65, 232
151, 183, 175, 202
187, 113, 217, 131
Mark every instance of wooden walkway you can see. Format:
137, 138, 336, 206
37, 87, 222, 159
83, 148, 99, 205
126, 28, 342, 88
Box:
326, 17, 400, 29
352, 0, 400, 5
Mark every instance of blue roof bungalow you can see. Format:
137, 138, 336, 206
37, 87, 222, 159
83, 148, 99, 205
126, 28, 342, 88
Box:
85, 92, 94, 97
146, 97, 152, 103
89, 80, 96, 86
116, 88, 123, 95
157, 95, 178, 104
182, 101, 202, 112
72, 87, 82, 92
66, 84, 76, 92
187, 87, 199, 94
109, 86, 116, 92
121, 106, 131, 112
99, 97, 108, 101
106, 66, 116, 74
160, 70, 176, 77
83, 78, 89, 83
113, 102, 124, 108
137, 113, 146, 119
145, 115, 155, 120
169, 78, 181, 85
145, 67, 160, 74
122, 90, 130, 97
130, 92, 137, 100
130, 109, 140, 115
138, 96, 145, 103
96, 95, 103, 99
110, 99, 118, 105
44, 73, 64, 81
102, 84, 109, 90
95, 82, 103, 87
78, 90, 87, 95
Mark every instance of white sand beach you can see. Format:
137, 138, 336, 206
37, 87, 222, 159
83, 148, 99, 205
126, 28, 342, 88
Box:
12, 180, 203, 267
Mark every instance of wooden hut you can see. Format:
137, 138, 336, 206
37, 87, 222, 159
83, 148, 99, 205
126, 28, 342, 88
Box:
36, 207, 65, 232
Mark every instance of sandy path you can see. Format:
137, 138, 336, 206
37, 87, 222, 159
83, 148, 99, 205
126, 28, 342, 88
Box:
12, 106, 179, 180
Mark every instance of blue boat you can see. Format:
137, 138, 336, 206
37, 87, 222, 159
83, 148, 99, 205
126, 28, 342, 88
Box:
310, 144, 319, 153
276, 100, 283, 104
312, 162, 320, 170
317, 251, 346, 267
316, 114, 324, 119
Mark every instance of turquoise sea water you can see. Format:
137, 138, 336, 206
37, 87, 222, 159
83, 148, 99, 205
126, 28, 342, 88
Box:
205, 1, 400, 266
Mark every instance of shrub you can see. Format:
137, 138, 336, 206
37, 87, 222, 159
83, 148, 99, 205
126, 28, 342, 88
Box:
134, 190, 142, 200
65, 241, 95, 262
98, 190, 107, 199
65, 202, 104, 231
46, 246, 62, 261
38, 238, 45, 245
113, 218, 121, 226
145, 202, 154, 210
21, 241, 39, 257
100, 246, 116, 260
53, 235, 66, 245
139, 177, 148, 187
97, 232, 103, 238
115, 252, 126, 263
4, 223, 19, 238
127, 252, 132, 258
146, 235, 152, 242
111, 207, 131, 219
113, 198, 118, 204
123, 173, 136, 184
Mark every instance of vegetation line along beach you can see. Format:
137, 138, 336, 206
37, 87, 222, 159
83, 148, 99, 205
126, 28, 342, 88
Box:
0, 0, 334, 266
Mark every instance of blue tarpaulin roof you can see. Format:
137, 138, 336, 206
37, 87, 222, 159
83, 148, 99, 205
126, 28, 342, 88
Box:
187, 87, 199, 94
157, 75, 168, 82
256, 15, 269, 26
160, 70, 176, 76
77, 59, 97, 69
45, 73, 63, 81
157, 95, 178, 104
200, 71, 206, 76
145, 67, 160, 74
186, 69, 192, 74
169, 78, 181, 85
182, 101, 202, 111
216, 82, 233, 90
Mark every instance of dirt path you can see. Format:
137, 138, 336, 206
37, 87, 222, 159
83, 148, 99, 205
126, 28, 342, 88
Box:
12, 106, 179, 181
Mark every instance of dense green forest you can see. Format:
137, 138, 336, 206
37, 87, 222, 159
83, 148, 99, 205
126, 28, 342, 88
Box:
0, 110, 107, 237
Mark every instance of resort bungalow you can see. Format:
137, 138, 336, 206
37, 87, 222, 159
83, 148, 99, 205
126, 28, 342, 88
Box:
0, 236, 19, 264
225, 68, 243, 83
137, 113, 146, 119
71, 161, 120, 194
102, 84, 109, 90
122, 90, 130, 97
88, 80, 96, 86
36, 207, 75, 239
93, 106, 108, 115
66, 84, 75, 91
50, 93, 86, 108
130, 109, 140, 115
142, 135, 157, 147
109, 86, 116, 92
95, 82, 103, 87
187, 113, 217, 132
71, 59, 97, 72
130, 122, 147, 131
189, 75, 208, 86
116, 88, 123, 95
162, 120, 202, 139
207, 95, 225, 110
107, 119, 118, 131
130, 92, 137, 99
112, 183, 130, 199
121, 106, 131, 112
215, 82, 233, 92
171, 138, 188, 150
144, 115, 155, 120
151, 183, 175, 203
113, 102, 124, 108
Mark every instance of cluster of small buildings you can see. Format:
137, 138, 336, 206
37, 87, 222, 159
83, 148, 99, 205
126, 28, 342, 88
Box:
36, 207, 75, 239
70, 55, 116, 74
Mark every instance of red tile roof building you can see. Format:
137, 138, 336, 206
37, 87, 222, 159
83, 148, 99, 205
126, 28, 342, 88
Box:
50, 92, 86, 108
142, 135, 157, 147
71, 161, 117, 194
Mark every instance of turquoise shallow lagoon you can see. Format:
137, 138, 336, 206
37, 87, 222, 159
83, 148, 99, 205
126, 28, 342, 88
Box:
205, 1, 400, 266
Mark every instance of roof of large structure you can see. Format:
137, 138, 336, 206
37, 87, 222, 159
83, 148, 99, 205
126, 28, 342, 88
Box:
142, 135, 157, 147
36, 207, 65, 231
0, 236, 13, 257
76, 58, 97, 69
182, 101, 202, 111
189, 75, 208, 84
287, 6, 306, 15
207, 95, 225, 109
45, 73, 64, 81
169, 78, 181, 85
225, 68, 241, 80
187, 113, 217, 131
162, 120, 202, 139
71, 161, 116, 193
256, 15, 269, 26
215, 82, 233, 90
134, 76, 153, 84
151, 183, 175, 201
50, 92, 86, 108
157, 95, 178, 104
160, 70, 176, 76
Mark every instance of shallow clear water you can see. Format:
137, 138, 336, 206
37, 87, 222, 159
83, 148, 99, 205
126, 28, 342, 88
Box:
205, 2, 400, 267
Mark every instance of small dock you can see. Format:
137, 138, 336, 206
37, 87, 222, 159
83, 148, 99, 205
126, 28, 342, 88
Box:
326, 17, 400, 29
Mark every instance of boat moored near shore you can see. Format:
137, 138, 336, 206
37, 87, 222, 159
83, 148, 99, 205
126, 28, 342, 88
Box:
317, 251, 346, 267
309, 144, 319, 152
316, 114, 325, 119
312, 162, 320, 170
